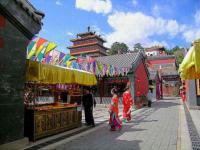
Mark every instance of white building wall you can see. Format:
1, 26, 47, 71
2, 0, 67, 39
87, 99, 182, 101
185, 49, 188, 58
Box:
146, 51, 159, 56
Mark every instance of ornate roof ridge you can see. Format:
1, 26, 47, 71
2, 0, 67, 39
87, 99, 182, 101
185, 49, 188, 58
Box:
14, 0, 44, 24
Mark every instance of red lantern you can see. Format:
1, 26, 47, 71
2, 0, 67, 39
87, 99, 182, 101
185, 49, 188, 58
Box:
137, 91, 141, 96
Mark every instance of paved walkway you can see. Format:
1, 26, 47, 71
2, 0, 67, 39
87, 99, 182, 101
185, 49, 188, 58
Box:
40, 98, 188, 150
82, 104, 124, 125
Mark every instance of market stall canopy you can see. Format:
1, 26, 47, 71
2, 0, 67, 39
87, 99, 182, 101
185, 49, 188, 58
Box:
26, 60, 97, 86
179, 39, 200, 80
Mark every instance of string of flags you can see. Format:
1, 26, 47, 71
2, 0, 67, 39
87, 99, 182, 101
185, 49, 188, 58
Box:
26, 36, 130, 76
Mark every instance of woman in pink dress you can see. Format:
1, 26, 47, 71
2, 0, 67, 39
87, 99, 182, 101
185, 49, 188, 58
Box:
109, 88, 122, 131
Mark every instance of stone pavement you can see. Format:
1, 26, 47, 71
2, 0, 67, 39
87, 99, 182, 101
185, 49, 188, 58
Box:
39, 98, 191, 150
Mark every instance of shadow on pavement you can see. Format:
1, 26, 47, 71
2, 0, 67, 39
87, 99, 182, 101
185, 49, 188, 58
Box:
55, 123, 143, 150
152, 100, 180, 109
132, 119, 158, 124
130, 99, 179, 126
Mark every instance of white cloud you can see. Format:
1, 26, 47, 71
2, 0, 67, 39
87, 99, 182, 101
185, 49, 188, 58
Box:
152, 5, 160, 17
91, 25, 101, 34
67, 32, 74, 36
183, 29, 200, 43
143, 40, 169, 48
91, 25, 106, 37
132, 0, 138, 6
55, 0, 62, 6
182, 10, 200, 43
195, 10, 200, 25
166, 20, 186, 37
41, 28, 47, 33
105, 11, 185, 48
75, 0, 112, 14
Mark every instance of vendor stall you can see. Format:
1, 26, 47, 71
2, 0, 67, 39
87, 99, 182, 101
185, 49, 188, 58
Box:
24, 60, 97, 141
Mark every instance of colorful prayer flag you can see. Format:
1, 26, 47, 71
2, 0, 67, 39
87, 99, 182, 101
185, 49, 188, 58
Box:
44, 42, 57, 56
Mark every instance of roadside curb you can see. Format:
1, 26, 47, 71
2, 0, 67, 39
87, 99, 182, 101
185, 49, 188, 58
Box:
177, 100, 192, 150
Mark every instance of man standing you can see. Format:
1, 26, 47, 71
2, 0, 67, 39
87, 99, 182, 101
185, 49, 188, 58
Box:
82, 88, 95, 127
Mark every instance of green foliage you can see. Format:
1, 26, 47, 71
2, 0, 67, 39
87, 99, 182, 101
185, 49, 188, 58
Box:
165, 49, 173, 55
165, 46, 185, 65
174, 49, 184, 65
108, 42, 129, 55
133, 43, 144, 52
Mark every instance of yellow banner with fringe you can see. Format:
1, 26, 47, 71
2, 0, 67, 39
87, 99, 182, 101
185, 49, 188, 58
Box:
26, 60, 97, 86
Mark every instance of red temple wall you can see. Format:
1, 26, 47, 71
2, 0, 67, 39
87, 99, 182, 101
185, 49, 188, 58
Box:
135, 62, 149, 97
73, 38, 97, 46
162, 85, 179, 96
149, 59, 175, 64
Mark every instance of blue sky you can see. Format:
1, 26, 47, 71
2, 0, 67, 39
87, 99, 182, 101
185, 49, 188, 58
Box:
29, 0, 200, 53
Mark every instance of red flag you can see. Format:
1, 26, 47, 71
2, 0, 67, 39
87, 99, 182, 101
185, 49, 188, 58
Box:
36, 37, 47, 49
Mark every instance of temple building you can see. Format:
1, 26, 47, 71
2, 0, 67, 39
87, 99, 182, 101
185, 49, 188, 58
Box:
95, 52, 149, 108
0, 0, 44, 149
145, 46, 166, 56
145, 46, 180, 98
147, 52, 180, 98
68, 28, 108, 58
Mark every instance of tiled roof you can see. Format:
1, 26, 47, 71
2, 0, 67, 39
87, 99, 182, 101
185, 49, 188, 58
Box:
95, 52, 140, 68
147, 55, 175, 60
161, 71, 179, 76
68, 42, 108, 50
145, 46, 165, 51
14, 0, 44, 24
77, 32, 95, 37
70, 34, 106, 42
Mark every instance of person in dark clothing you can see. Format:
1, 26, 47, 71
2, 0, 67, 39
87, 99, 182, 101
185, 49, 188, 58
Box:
82, 88, 95, 127
147, 89, 152, 107
61, 92, 68, 103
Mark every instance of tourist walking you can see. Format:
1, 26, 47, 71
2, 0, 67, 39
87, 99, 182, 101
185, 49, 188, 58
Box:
122, 83, 133, 122
147, 89, 152, 107
82, 88, 95, 127
108, 88, 122, 131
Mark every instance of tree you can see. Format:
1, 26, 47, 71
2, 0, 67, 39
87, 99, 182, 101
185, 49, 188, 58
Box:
172, 46, 184, 65
171, 46, 182, 52
133, 43, 144, 52
174, 50, 184, 65
108, 42, 129, 55
165, 49, 174, 55
166, 46, 184, 65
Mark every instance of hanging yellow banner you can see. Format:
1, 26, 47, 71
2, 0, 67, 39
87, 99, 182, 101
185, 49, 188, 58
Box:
179, 39, 200, 79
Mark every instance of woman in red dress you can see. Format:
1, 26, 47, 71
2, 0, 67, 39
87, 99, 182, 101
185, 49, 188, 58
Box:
109, 88, 122, 131
122, 84, 133, 122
